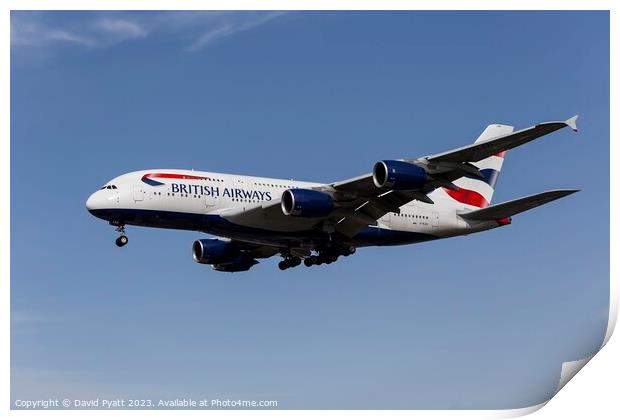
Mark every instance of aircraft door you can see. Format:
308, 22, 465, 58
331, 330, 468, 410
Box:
432, 211, 439, 228
133, 185, 145, 201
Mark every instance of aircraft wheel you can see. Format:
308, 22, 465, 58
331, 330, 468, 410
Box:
278, 260, 289, 270
303, 258, 313, 267
290, 257, 301, 267
115, 235, 128, 247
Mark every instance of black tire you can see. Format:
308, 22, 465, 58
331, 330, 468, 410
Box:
303, 258, 313, 267
115, 236, 128, 247
278, 261, 288, 270
290, 257, 301, 267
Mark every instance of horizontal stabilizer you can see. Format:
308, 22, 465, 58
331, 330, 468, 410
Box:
460, 189, 579, 221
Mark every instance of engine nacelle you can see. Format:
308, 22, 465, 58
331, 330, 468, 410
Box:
373, 160, 427, 190
192, 239, 239, 265
281, 188, 334, 217
212, 256, 259, 272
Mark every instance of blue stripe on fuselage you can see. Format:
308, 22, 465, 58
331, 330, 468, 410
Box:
88, 208, 438, 248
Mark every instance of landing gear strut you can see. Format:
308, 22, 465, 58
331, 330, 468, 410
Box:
115, 225, 128, 247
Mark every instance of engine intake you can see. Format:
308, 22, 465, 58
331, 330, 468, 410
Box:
373, 160, 427, 190
192, 239, 239, 265
281, 189, 334, 217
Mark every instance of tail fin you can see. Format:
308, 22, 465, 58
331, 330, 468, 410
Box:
443, 124, 513, 208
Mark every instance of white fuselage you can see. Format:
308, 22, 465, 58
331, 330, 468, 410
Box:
86, 169, 501, 250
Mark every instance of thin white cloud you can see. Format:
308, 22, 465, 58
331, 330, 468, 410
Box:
11, 18, 95, 48
186, 11, 286, 52
187, 24, 234, 51
45, 29, 95, 46
96, 18, 148, 40
11, 11, 286, 53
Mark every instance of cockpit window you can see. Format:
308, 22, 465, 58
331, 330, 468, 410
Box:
100, 185, 118, 190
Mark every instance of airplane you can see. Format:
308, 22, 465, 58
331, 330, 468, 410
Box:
86, 116, 579, 272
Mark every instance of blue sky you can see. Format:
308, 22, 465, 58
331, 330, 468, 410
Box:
10, 11, 609, 409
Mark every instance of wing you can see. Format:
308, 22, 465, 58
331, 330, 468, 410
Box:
217, 116, 578, 239
220, 200, 325, 232
421, 115, 578, 164
329, 116, 578, 237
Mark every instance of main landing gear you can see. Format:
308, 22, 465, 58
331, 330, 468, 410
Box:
278, 246, 356, 270
278, 256, 301, 270
115, 225, 128, 247
303, 254, 337, 267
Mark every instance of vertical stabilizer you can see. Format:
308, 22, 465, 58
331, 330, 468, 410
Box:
442, 124, 513, 208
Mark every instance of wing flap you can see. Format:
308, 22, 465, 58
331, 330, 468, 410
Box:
460, 189, 579, 221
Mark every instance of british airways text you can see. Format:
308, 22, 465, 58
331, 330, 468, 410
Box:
171, 183, 273, 201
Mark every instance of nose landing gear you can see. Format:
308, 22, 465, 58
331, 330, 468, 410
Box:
115, 235, 128, 247
115, 225, 128, 247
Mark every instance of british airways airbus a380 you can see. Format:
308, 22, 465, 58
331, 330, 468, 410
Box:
86, 116, 579, 272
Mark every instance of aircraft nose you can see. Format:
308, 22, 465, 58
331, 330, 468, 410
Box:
85, 192, 98, 212
86, 190, 109, 213
86, 187, 121, 218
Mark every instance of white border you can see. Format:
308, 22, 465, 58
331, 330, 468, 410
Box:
3, 1, 616, 419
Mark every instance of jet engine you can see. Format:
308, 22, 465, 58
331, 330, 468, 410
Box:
193, 239, 259, 272
281, 189, 334, 217
372, 160, 427, 190
192, 239, 239, 265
